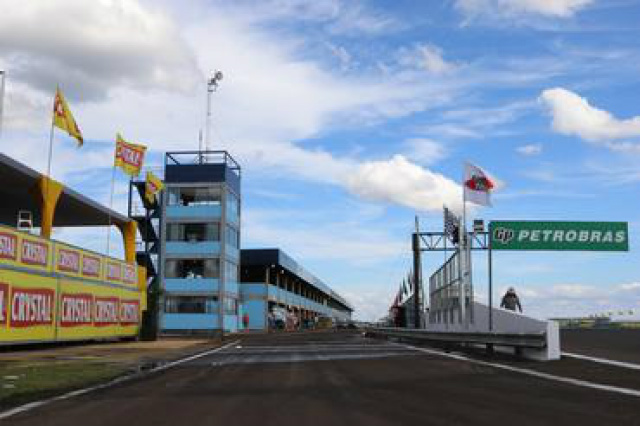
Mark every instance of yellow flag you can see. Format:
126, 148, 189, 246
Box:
114, 133, 146, 177
53, 87, 83, 146
145, 171, 164, 204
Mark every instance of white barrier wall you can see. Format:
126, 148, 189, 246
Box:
428, 302, 561, 361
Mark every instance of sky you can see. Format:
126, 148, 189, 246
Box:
1, 0, 640, 321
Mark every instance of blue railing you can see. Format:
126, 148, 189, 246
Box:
165, 241, 221, 255
164, 278, 220, 293
166, 204, 221, 219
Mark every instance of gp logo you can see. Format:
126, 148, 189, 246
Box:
493, 227, 515, 244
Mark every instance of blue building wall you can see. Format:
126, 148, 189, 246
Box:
242, 300, 266, 330
224, 315, 239, 332
225, 280, 239, 296
241, 283, 267, 297
163, 313, 219, 330
226, 246, 240, 263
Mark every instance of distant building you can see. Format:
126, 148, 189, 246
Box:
240, 249, 353, 330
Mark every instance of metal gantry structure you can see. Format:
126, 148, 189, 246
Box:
412, 224, 492, 330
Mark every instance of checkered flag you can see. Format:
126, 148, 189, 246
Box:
444, 207, 460, 245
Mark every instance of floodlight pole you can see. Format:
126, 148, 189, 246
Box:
204, 70, 223, 155
205, 79, 214, 152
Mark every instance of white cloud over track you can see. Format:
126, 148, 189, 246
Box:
540, 87, 640, 150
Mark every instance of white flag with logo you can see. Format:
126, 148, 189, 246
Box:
464, 162, 495, 207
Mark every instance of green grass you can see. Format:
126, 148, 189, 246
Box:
0, 361, 129, 409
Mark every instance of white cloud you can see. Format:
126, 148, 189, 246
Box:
516, 143, 543, 156
346, 155, 463, 212
404, 138, 447, 165
549, 283, 600, 299
419, 101, 535, 141
619, 282, 640, 291
327, 3, 399, 35
539, 87, 640, 146
455, 0, 594, 21
399, 44, 456, 75
0, 0, 200, 101
341, 288, 396, 321
326, 43, 353, 71
224, 0, 400, 36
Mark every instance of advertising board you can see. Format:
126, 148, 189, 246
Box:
0, 225, 145, 344
490, 221, 629, 251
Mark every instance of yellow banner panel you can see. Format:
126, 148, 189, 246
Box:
19, 235, 52, 273
105, 260, 122, 284
81, 252, 103, 280
0, 229, 19, 266
0, 269, 57, 343
54, 244, 82, 278
0, 225, 145, 344
123, 263, 137, 287
56, 279, 141, 341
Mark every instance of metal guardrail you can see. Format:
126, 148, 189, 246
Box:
365, 327, 547, 349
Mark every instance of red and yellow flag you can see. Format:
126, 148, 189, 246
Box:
114, 133, 146, 177
145, 171, 164, 204
53, 87, 83, 146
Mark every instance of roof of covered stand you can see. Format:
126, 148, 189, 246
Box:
0, 153, 131, 228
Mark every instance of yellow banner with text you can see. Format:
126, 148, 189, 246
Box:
0, 225, 145, 344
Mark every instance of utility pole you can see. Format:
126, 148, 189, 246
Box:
412, 216, 423, 328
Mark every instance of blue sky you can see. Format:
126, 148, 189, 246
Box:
1, 0, 640, 320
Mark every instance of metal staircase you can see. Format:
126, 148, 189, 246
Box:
128, 176, 163, 340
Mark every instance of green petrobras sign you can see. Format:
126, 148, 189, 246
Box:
489, 221, 629, 251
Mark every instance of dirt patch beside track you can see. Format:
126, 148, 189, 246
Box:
0, 338, 221, 409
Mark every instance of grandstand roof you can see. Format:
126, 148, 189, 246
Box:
0, 153, 130, 228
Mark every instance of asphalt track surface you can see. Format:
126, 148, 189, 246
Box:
562, 328, 640, 364
2, 330, 640, 426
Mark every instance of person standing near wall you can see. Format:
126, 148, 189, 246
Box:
500, 287, 522, 313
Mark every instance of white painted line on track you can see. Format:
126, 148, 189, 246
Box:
402, 343, 640, 399
562, 352, 640, 371
0, 340, 240, 421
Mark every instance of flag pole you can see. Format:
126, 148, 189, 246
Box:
47, 115, 55, 179
461, 163, 469, 327
106, 164, 116, 257
47, 87, 59, 180
45, 89, 57, 220
462, 167, 467, 235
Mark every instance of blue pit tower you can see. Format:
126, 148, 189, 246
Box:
159, 151, 241, 334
